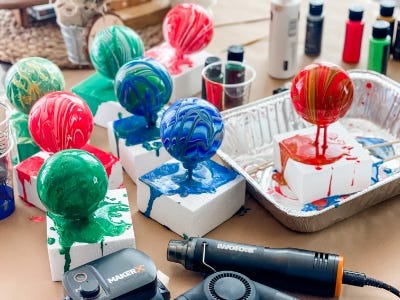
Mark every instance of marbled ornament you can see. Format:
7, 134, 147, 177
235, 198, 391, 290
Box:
160, 97, 223, 170
115, 57, 172, 126
5, 57, 65, 114
37, 149, 108, 219
28, 91, 93, 153
291, 62, 354, 126
163, 3, 213, 57
89, 25, 145, 79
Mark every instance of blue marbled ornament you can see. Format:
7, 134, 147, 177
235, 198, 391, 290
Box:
160, 97, 224, 170
115, 57, 172, 126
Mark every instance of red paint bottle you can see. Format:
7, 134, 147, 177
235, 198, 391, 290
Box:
342, 5, 364, 64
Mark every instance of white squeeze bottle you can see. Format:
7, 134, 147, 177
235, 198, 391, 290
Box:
268, 0, 301, 79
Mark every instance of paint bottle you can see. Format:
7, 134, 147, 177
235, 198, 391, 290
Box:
342, 5, 364, 64
225, 45, 245, 109
268, 0, 301, 79
201, 56, 221, 100
376, 0, 396, 53
227, 44, 245, 62
394, 18, 400, 60
304, 0, 324, 57
367, 20, 391, 74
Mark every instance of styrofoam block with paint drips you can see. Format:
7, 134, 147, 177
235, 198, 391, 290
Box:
137, 98, 246, 237
37, 149, 135, 281
272, 62, 373, 204
107, 57, 173, 183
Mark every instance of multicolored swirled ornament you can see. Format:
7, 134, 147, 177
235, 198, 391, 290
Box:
89, 25, 145, 79
163, 3, 213, 58
28, 91, 93, 153
37, 149, 108, 219
115, 57, 172, 126
160, 97, 223, 172
5, 57, 65, 114
290, 62, 354, 126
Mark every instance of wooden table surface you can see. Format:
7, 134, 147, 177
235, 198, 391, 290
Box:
1, 0, 400, 299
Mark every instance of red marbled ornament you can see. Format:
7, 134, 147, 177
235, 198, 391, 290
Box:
28, 91, 93, 153
163, 3, 213, 57
290, 62, 354, 126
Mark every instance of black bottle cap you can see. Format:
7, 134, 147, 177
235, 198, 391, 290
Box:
227, 45, 244, 62
309, 0, 324, 16
348, 5, 364, 21
208, 65, 222, 78
380, 0, 395, 17
204, 56, 221, 67
372, 20, 390, 39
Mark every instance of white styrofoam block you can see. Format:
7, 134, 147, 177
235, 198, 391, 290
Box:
273, 122, 373, 203
137, 159, 246, 237
14, 145, 123, 211
145, 42, 211, 101
93, 101, 130, 128
47, 188, 135, 281
107, 120, 171, 184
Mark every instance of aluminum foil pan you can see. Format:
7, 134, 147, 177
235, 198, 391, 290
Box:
217, 69, 400, 232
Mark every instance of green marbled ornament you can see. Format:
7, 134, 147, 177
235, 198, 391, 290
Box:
5, 57, 65, 114
89, 25, 145, 79
37, 149, 108, 219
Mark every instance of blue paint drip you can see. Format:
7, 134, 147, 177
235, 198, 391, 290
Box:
301, 195, 341, 212
113, 115, 161, 148
144, 186, 163, 217
140, 160, 238, 217
0, 184, 15, 220
371, 160, 384, 183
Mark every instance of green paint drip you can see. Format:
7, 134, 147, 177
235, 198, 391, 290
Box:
10, 111, 40, 162
47, 198, 132, 273
143, 140, 162, 157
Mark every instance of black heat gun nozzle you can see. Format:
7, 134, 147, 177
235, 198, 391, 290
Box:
168, 237, 344, 298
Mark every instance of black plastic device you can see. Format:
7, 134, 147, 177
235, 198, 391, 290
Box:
175, 271, 299, 300
62, 248, 170, 300
167, 237, 343, 297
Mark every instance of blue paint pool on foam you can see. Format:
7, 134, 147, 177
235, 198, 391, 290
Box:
139, 160, 238, 217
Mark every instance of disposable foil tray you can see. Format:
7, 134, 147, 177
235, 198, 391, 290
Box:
217, 69, 400, 232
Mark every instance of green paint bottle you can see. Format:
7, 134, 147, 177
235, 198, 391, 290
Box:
367, 20, 390, 75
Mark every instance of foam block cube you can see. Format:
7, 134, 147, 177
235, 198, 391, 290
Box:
71, 72, 130, 127
273, 122, 373, 203
10, 111, 41, 163
145, 42, 211, 101
107, 115, 171, 184
137, 159, 246, 237
46, 188, 135, 281
14, 144, 123, 210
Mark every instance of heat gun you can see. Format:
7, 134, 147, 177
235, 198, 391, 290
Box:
167, 237, 400, 298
